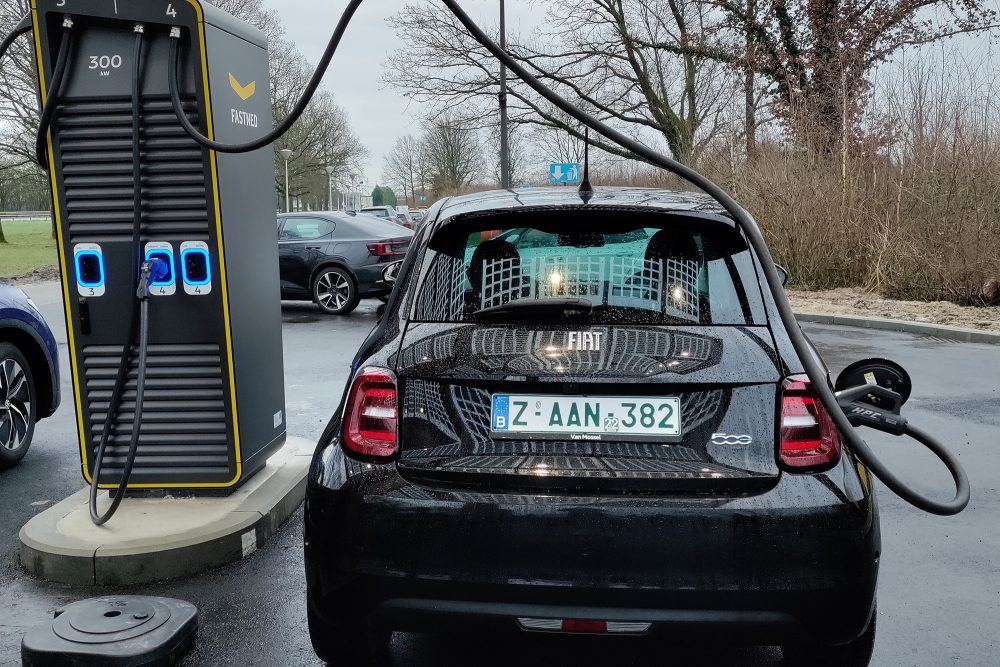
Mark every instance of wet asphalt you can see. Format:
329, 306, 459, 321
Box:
1, 281, 997, 666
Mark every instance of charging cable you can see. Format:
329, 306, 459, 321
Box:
89, 259, 168, 524
0, 14, 31, 63
89, 26, 155, 525
439, 0, 970, 515
165, 0, 364, 153
35, 16, 75, 169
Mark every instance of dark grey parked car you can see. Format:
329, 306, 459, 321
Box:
278, 212, 413, 315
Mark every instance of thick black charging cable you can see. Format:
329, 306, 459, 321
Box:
440, 0, 968, 515
89, 26, 155, 525
35, 17, 75, 169
161, 0, 969, 515
0, 14, 31, 63
165, 0, 364, 153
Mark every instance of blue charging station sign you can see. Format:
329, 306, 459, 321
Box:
549, 163, 581, 184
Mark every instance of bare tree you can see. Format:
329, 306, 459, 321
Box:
274, 84, 368, 208
422, 114, 482, 196
0, 0, 38, 172
413, 138, 432, 202
489, 123, 529, 186
674, 0, 1000, 151
386, 0, 734, 166
383, 135, 423, 205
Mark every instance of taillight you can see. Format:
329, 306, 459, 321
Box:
780, 374, 842, 471
368, 242, 406, 257
342, 368, 398, 460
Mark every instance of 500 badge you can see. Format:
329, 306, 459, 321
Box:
711, 433, 753, 446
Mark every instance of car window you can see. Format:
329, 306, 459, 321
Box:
279, 217, 336, 241
412, 223, 763, 325
364, 209, 389, 218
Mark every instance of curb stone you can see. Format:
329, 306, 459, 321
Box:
794, 312, 1000, 345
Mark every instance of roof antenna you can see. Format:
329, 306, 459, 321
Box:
578, 127, 594, 202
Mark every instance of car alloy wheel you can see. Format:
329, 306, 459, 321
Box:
314, 268, 359, 315
0, 343, 37, 468
0, 357, 31, 451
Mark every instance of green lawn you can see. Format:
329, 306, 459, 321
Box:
0, 219, 58, 280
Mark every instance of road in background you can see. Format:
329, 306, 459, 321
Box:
1, 282, 996, 665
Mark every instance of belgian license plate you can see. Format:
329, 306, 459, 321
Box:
491, 395, 682, 440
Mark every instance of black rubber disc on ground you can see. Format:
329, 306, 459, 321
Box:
21, 597, 197, 666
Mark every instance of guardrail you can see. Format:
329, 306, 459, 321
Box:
0, 211, 52, 222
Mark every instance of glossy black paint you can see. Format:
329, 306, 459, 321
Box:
304, 188, 879, 652
277, 212, 413, 301
395, 324, 784, 492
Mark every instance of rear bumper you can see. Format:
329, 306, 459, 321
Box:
355, 263, 396, 297
305, 446, 879, 646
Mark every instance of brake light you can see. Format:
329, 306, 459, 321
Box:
780, 374, 842, 471
368, 242, 406, 257
342, 368, 398, 459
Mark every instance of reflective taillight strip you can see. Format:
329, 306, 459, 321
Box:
516, 618, 652, 634
782, 415, 818, 428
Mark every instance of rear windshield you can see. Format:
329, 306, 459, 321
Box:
411, 222, 766, 325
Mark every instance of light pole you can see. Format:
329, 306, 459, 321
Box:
279, 149, 293, 213
499, 0, 511, 189
325, 165, 335, 210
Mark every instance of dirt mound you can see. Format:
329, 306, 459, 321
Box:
7, 266, 61, 285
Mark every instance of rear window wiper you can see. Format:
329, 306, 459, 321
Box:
474, 298, 593, 321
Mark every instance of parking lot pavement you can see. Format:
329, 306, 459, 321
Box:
1, 282, 997, 665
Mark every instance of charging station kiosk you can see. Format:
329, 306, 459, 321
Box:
31, 0, 285, 491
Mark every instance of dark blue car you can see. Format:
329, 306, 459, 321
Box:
0, 282, 60, 468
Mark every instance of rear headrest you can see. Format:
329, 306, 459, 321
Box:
645, 230, 700, 262
468, 238, 520, 288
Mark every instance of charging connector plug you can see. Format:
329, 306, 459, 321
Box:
136, 258, 169, 300
836, 385, 909, 436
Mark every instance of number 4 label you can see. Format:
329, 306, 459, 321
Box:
166, 3, 177, 17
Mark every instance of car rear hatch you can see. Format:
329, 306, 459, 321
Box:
393, 209, 783, 493
396, 323, 781, 492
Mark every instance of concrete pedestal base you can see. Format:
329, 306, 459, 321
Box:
19, 437, 314, 586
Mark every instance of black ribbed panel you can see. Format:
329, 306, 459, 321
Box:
56, 95, 210, 245
83, 343, 231, 474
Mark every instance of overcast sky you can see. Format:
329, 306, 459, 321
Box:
260, 0, 543, 189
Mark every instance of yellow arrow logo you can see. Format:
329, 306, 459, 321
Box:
229, 73, 256, 101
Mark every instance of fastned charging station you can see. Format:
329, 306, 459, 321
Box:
31, 0, 285, 494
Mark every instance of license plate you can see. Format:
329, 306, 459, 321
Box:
491, 395, 682, 440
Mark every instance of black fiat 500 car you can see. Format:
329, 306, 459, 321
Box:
278, 212, 413, 315
305, 188, 878, 665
